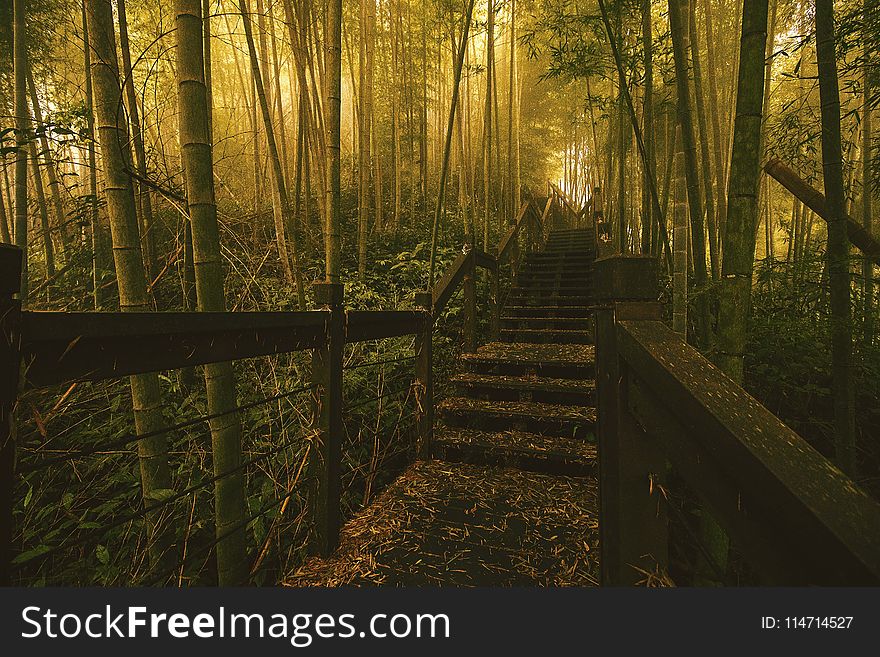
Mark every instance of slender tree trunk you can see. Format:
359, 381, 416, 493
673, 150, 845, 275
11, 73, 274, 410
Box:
325, 0, 342, 280
420, 14, 428, 208
862, 0, 874, 346
28, 141, 55, 283
87, 0, 173, 571
483, 0, 494, 250
710, 0, 771, 585
672, 127, 688, 335
81, 0, 104, 309
703, 0, 727, 261
507, 0, 517, 221
689, 2, 719, 280
27, 67, 69, 262
0, 161, 9, 243
117, 0, 156, 281
368, 0, 382, 233
669, 0, 709, 344
641, 0, 656, 255
815, 0, 856, 477
239, 0, 306, 302
392, 4, 402, 231
428, 0, 476, 286
598, 0, 671, 268
14, 0, 29, 303
358, 0, 373, 276
176, 0, 250, 585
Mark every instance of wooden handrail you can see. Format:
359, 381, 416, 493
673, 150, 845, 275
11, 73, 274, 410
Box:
21, 311, 329, 388
497, 202, 532, 262
18, 309, 430, 388
537, 196, 552, 243
549, 181, 582, 223
431, 248, 496, 317
346, 310, 427, 343
618, 320, 880, 585
595, 255, 880, 586
0, 239, 444, 578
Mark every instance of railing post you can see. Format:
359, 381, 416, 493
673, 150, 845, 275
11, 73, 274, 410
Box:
512, 207, 521, 282
463, 251, 476, 353
310, 281, 344, 556
489, 257, 500, 341
595, 255, 668, 586
0, 245, 22, 586
414, 292, 433, 459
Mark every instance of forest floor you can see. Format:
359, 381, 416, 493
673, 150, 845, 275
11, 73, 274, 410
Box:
285, 459, 600, 586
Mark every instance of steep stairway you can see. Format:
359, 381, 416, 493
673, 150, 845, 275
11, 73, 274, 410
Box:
436, 228, 598, 477
286, 226, 601, 586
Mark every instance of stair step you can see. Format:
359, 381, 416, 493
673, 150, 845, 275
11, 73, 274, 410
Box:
501, 328, 593, 344
503, 305, 594, 317
507, 296, 593, 307
526, 252, 593, 258
500, 316, 594, 330
438, 397, 597, 439
517, 271, 592, 280
452, 372, 595, 404
461, 342, 595, 377
511, 285, 592, 294
518, 266, 594, 275
433, 427, 597, 476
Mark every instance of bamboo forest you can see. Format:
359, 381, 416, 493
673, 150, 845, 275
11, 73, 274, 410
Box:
0, 0, 878, 589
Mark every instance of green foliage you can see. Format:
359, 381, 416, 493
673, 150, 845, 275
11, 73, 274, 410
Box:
744, 255, 880, 496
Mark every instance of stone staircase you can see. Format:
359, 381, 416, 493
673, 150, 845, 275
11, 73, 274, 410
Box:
435, 228, 598, 477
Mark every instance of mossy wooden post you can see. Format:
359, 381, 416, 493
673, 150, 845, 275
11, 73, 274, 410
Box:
488, 258, 500, 341
310, 281, 344, 556
463, 250, 476, 352
595, 255, 668, 586
414, 291, 433, 459
0, 245, 21, 586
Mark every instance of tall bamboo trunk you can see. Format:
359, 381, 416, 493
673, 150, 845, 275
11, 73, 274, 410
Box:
672, 127, 687, 335
175, 0, 249, 585
392, 4, 402, 231
86, 0, 173, 572
815, 0, 856, 477
864, 0, 875, 346
483, 0, 494, 250
703, 0, 727, 260
26, 67, 69, 263
428, 0, 476, 286
640, 0, 655, 255
14, 0, 29, 303
117, 0, 156, 281
507, 0, 518, 221
28, 141, 55, 283
368, 0, 382, 233
325, 0, 342, 280
358, 0, 373, 276
689, 2, 718, 280
81, 0, 104, 309
0, 163, 9, 243
711, 0, 772, 585
239, 0, 304, 300
668, 0, 709, 344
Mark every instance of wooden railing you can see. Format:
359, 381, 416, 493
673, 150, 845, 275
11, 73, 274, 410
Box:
0, 192, 562, 584
430, 195, 556, 353
595, 255, 880, 585
0, 243, 434, 583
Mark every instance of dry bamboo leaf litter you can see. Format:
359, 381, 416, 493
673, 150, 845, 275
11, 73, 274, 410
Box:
285, 460, 599, 587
